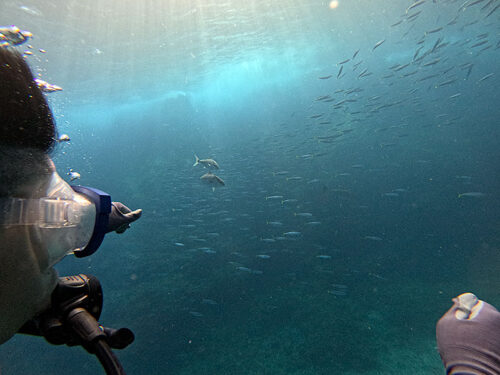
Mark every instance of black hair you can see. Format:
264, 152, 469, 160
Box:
0, 47, 56, 198
0, 47, 57, 152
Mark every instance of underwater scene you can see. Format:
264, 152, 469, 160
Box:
1, 0, 499, 374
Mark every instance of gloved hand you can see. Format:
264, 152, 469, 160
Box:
107, 202, 142, 234
436, 293, 500, 375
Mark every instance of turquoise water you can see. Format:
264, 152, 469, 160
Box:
1, 0, 499, 374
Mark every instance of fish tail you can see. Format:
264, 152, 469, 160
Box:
193, 154, 199, 167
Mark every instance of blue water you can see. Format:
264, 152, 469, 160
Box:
1, 0, 499, 374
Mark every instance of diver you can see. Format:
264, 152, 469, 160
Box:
0, 46, 141, 372
437, 292, 500, 375
1, 35, 498, 375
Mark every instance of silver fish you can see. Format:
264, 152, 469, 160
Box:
458, 192, 485, 198
193, 154, 220, 169
200, 172, 225, 191
372, 39, 386, 51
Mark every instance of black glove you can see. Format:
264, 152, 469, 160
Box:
436, 293, 500, 375
106, 202, 142, 234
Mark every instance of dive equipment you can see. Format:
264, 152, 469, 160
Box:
70, 186, 111, 257
19, 274, 134, 375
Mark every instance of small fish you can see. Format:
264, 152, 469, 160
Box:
481, 0, 495, 10
316, 95, 332, 101
466, 0, 486, 6
458, 192, 485, 198
316, 255, 332, 259
19, 5, 42, 16
393, 63, 410, 72
384, 192, 399, 197
256, 254, 271, 259
294, 212, 313, 218
261, 238, 276, 243
338, 59, 350, 65
477, 73, 494, 82
426, 27, 443, 34
337, 65, 344, 79
202, 299, 218, 305
471, 40, 488, 48
393, 188, 409, 192
283, 231, 302, 237
485, 2, 500, 18
317, 133, 343, 141
436, 79, 457, 87
423, 59, 441, 67
372, 39, 386, 51
358, 70, 372, 78
406, 0, 426, 13
358, 68, 368, 77
266, 195, 284, 200
364, 236, 383, 241
189, 311, 203, 317
174, 242, 185, 247
193, 154, 220, 169
331, 284, 348, 289
305, 221, 322, 226
237, 266, 252, 272
447, 14, 459, 26
319, 75, 332, 79
352, 49, 360, 59
267, 221, 283, 226
328, 289, 347, 296
200, 172, 225, 191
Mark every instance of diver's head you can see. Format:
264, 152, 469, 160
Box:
0, 47, 57, 198
0, 47, 56, 152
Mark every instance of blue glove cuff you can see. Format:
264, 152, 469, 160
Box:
70, 186, 111, 257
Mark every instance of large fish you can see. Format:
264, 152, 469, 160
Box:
193, 154, 220, 169
200, 172, 225, 192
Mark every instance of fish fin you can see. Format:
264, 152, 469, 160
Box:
193, 154, 199, 167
